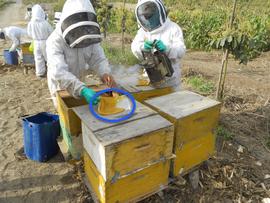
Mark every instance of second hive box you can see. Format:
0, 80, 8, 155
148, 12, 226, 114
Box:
145, 91, 221, 176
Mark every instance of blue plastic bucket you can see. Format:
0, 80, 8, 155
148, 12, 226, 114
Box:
3, 50, 18, 65
22, 112, 60, 162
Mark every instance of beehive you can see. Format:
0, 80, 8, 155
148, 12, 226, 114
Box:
121, 84, 173, 102
56, 85, 107, 159
84, 151, 170, 203
145, 91, 221, 176
21, 42, 32, 55
56, 85, 108, 136
73, 102, 174, 182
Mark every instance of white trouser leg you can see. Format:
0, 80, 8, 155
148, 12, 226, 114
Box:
34, 40, 46, 76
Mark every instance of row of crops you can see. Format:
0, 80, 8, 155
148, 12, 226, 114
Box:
104, 0, 270, 64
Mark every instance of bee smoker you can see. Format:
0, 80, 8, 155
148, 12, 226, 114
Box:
140, 43, 174, 86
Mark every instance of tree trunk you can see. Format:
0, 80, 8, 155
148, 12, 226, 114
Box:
216, 0, 237, 101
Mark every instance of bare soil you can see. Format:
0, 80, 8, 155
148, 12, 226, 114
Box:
0, 49, 269, 202
0, 3, 269, 202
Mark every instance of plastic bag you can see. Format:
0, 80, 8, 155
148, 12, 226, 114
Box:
29, 41, 34, 52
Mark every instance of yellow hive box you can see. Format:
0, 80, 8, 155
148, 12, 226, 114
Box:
145, 91, 221, 176
73, 102, 174, 182
56, 85, 107, 136
21, 42, 32, 55
121, 84, 173, 102
84, 151, 170, 203
174, 132, 215, 175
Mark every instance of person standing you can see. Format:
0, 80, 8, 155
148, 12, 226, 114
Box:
131, 0, 186, 91
27, 4, 53, 77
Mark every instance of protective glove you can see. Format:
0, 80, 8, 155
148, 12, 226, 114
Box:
155, 40, 167, 52
80, 87, 100, 105
144, 40, 154, 51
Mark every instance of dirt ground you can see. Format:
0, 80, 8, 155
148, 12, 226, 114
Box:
0, 2, 270, 203
0, 51, 269, 203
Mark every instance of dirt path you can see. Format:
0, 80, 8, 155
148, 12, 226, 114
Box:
0, 4, 269, 202
0, 1, 31, 60
0, 0, 27, 28
0, 67, 85, 203
0, 3, 86, 203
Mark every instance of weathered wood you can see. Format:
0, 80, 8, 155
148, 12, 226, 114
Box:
145, 90, 220, 120
121, 84, 174, 102
145, 90, 221, 177
121, 84, 166, 92
82, 115, 174, 181
73, 101, 156, 133
56, 84, 108, 136
58, 84, 108, 99
84, 151, 170, 203
173, 133, 215, 176
96, 114, 172, 146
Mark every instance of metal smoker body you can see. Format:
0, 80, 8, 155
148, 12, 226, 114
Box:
141, 49, 174, 86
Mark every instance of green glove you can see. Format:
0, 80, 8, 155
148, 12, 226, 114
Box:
144, 40, 154, 51
155, 40, 167, 52
80, 87, 100, 105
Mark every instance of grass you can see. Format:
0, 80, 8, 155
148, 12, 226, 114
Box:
102, 42, 139, 66
23, 0, 64, 11
185, 75, 215, 95
216, 126, 234, 141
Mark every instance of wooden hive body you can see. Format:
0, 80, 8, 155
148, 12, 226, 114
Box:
74, 102, 174, 181
145, 91, 221, 176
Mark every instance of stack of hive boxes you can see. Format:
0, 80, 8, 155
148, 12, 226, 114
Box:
120, 84, 174, 102
56, 85, 107, 160
73, 102, 174, 203
145, 91, 221, 176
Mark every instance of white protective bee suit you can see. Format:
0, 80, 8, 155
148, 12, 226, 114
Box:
0, 26, 27, 51
46, 0, 110, 107
131, 0, 186, 90
27, 4, 53, 77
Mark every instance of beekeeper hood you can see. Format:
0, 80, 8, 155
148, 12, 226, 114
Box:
31, 4, 46, 21
135, 0, 167, 32
60, 0, 101, 48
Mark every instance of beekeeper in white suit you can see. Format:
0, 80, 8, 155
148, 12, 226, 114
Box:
27, 4, 53, 77
46, 0, 116, 108
0, 26, 27, 51
131, 0, 186, 91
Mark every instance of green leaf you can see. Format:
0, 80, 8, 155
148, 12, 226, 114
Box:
220, 38, 226, 47
216, 39, 221, 49
227, 35, 233, 43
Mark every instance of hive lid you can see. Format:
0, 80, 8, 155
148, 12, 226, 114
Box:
120, 84, 156, 93
95, 114, 173, 146
145, 90, 221, 119
73, 101, 157, 133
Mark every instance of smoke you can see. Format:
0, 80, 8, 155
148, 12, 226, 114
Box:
110, 64, 143, 87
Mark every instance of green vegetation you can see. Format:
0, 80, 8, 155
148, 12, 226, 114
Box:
102, 42, 139, 65
22, 0, 270, 65
0, 0, 13, 9
23, 0, 64, 11
185, 75, 215, 95
107, 0, 270, 64
216, 126, 234, 140
53, 0, 64, 11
